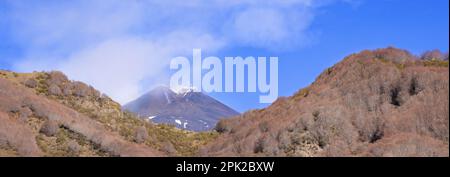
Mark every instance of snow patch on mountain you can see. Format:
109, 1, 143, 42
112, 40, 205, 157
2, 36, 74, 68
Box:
171, 86, 199, 96
164, 91, 171, 104
198, 119, 210, 128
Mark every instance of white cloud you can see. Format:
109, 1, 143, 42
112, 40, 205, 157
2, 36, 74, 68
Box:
59, 38, 161, 104
8, 0, 143, 51
232, 8, 288, 46
14, 33, 224, 104
227, 7, 314, 49
6, 0, 353, 104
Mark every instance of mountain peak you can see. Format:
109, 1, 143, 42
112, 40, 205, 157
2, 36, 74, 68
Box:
171, 86, 200, 96
124, 86, 239, 132
150, 85, 175, 94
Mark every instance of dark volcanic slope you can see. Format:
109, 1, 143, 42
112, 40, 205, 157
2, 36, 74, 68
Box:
124, 86, 240, 132
204, 47, 449, 157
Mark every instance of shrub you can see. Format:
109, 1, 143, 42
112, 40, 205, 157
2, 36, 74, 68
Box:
413, 89, 449, 142
161, 141, 177, 155
259, 121, 270, 132
290, 132, 303, 145
277, 130, 291, 150
262, 137, 281, 156
71, 82, 90, 97
134, 126, 148, 144
309, 108, 357, 149
420, 50, 446, 61
40, 120, 59, 137
24, 98, 53, 120
18, 107, 33, 122
215, 119, 231, 133
253, 136, 267, 153
24, 78, 38, 88
373, 47, 415, 63
368, 133, 449, 157
0, 112, 42, 156
67, 140, 81, 153
353, 114, 385, 143
61, 84, 73, 96
46, 71, 68, 86
321, 140, 352, 157
312, 111, 320, 121
48, 84, 62, 96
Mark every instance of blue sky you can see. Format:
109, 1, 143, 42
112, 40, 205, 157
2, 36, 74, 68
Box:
0, 0, 448, 112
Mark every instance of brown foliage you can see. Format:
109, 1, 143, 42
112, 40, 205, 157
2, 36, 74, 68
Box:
366, 133, 448, 157
215, 119, 232, 133
67, 140, 81, 153
24, 78, 38, 88
40, 120, 59, 137
71, 82, 91, 97
373, 47, 416, 63
420, 50, 447, 61
0, 77, 161, 157
134, 126, 149, 144
204, 47, 449, 157
0, 112, 42, 156
48, 84, 62, 96
46, 71, 69, 86
161, 141, 177, 155
18, 107, 32, 122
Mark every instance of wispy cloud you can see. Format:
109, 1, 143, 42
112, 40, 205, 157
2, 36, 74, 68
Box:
3, 0, 356, 104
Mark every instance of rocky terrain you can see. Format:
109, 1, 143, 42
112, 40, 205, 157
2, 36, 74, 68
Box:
203, 47, 449, 157
124, 86, 239, 131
